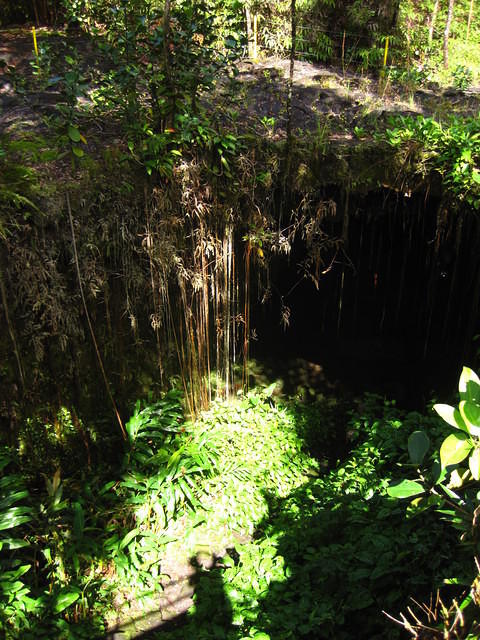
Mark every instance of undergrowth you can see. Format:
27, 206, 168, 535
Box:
0, 388, 471, 639
154, 393, 468, 640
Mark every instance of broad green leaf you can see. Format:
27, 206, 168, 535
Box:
449, 468, 469, 488
53, 589, 80, 613
167, 447, 184, 469
0, 506, 32, 531
387, 479, 424, 499
72, 146, 84, 158
408, 430, 430, 465
0, 538, 29, 551
440, 432, 473, 469
459, 367, 480, 401
11, 564, 30, 580
68, 126, 81, 143
459, 401, 480, 436
119, 527, 140, 551
469, 447, 480, 480
253, 634, 271, 640
0, 490, 29, 510
434, 404, 468, 432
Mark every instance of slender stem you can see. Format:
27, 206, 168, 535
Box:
66, 193, 126, 441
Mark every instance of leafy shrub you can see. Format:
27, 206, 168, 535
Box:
0, 388, 220, 636
383, 115, 480, 210
387, 367, 480, 637
0, 448, 35, 635
452, 64, 473, 90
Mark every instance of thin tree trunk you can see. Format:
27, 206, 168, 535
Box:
286, 0, 296, 145
467, 0, 475, 41
163, 0, 174, 128
32, 0, 40, 26
390, 0, 400, 29
428, 0, 440, 44
443, 0, 455, 68
245, 6, 253, 58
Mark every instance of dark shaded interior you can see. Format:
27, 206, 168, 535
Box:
251, 187, 480, 408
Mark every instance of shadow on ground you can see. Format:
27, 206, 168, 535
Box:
105, 400, 468, 640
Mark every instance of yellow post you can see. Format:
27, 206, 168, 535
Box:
253, 14, 258, 60
32, 27, 39, 58
383, 36, 389, 67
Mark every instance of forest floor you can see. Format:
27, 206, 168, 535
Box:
1, 27, 479, 147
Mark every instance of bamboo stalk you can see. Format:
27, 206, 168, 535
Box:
243, 241, 251, 390
144, 185, 164, 383
467, 0, 475, 42
428, 0, 439, 44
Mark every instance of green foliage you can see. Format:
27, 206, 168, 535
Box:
387, 367, 480, 636
156, 393, 463, 640
452, 64, 474, 90
1, 384, 473, 638
121, 390, 219, 533
18, 407, 89, 478
0, 135, 44, 235
383, 115, 480, 210
0, 389, 220, 636
0, 449, 35, 634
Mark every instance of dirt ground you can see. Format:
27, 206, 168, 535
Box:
1, 27, 479, 145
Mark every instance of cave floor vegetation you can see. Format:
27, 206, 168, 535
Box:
1, 379, 473, 640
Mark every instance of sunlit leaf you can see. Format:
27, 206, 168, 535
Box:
433, 404, 468, 432
440, 432, 473, 469
0, 506, 32, 531
459, 400, 480, 436
469, 447, 480, 480
459, 367, 480, 401
387, 479, 424, 499
72, 146, 84, 158
53, 589, 80, 613
119, 527, 140, 551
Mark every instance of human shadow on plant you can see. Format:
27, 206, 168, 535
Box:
102, 400, 467, 640
105, 553, 233, 639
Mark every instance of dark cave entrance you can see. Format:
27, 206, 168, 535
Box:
250, 187, 480, 408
